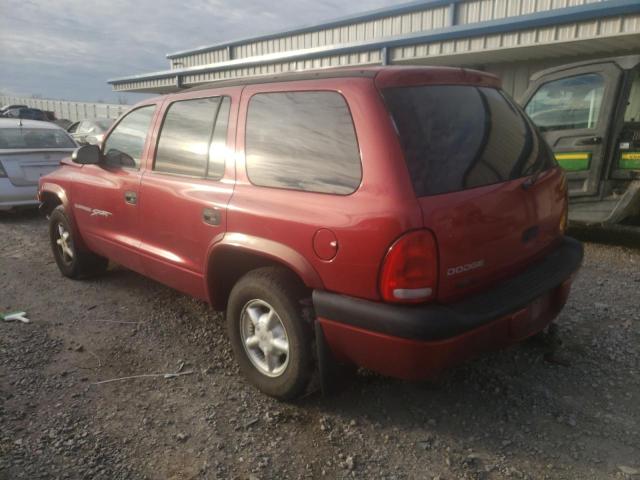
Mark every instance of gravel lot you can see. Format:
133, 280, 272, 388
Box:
1, 211, 639, 480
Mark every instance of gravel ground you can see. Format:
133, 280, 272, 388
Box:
1, 210, 639, 480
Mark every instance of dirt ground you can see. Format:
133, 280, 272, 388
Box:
1, 210, 639, 480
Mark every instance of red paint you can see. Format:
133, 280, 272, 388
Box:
420, 168, 567, 302
319, 279, 573, 380
313, 229, 339, 261
37, 66, 576, 380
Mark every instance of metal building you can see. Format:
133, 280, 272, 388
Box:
108, 0, 640, 100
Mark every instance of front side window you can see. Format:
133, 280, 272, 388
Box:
103, 105, 156, 169
525, 73, 605, 131
154, 96, 230, 178
245, 91, 362, 195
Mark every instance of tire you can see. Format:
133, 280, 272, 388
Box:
227, 267, 313, 400
49, 205, 108, 279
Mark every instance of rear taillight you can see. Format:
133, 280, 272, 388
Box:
379, 230, 438, 304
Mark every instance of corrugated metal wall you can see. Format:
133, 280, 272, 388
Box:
0, 96, 128, 122
113, 76, 177, 92
181, 50, 382, 86
390, 13, 640, 63
456, 0, 604, 25
170, 48, 230, 69
168, 0, 610, 68
229, 6, 449, 62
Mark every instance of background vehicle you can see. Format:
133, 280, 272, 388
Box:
66, 118, 114, 145
522, 55, 640, 226
53, 119, 73, 130
1, 119, 76, 210
0, 104, 27, 115
2, 107, 48, 121
38, 67, 582, 399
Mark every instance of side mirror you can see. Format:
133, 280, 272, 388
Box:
71, 145, 101, 165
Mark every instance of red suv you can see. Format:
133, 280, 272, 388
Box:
38, 67, 583, 399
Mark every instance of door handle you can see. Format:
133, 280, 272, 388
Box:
202, 207, 221, 226
577, 136, 602, 146
124, 191, 137, 205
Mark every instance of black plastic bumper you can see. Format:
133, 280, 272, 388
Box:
313, 236, 583, 341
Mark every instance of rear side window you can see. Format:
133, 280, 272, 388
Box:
245, 91, 361, 195
103, 105, 156, 169
383, 86, 555, 197
155, 96, 230, 179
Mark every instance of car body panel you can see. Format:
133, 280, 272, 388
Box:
229, 77, 424, 300
69, 101, 161, 275
419, 168, 566, 302
134, 87, 241, 301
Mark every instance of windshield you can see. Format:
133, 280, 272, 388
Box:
0, 128, 76, 149
383, 85, 556, 197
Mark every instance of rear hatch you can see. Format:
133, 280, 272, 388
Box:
381, 79, 566, 302
0, 149, 71, 186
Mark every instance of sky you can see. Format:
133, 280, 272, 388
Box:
0, 0, 403, 105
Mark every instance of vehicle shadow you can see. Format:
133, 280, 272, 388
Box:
0, 208, 43, 223
569, 223, 640, 250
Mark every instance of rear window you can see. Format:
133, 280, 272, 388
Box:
0, 128, 75, 149
383, 85, 555, 197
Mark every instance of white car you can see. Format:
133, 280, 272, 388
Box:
0, 118, 76, 211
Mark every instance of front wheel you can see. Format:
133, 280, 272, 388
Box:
49, 206, 108, 279
226, 267, 313, 400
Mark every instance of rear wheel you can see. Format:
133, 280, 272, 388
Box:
49, 206, 108, 279
227, 267, 312, 400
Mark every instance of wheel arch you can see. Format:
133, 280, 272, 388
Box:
38, 182, 68, 216
205, 233, 323, 311
39, 183, 90, 251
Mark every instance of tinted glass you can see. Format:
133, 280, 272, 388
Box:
245, 91, 361, 194
525, 73, 604, 131
103, 105, 155, 169
384, 86, 555, 197
208, 97, 230, 179
0, 128, 76, 149
155, 97, 221, 177
20, 109, 47, 121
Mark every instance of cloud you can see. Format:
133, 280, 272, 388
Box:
0, 0, 402, 103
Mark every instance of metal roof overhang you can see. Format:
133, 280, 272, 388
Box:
109, 0, 640, 93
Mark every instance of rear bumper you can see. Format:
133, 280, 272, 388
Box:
313, 236, 583, 380
0, 179, 38, 210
